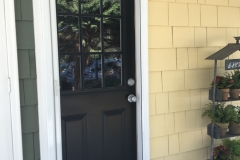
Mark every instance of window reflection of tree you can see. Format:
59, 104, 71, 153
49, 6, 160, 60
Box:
83, 54, 102, 89
57, 0, 122, 89
60, 55, 80, 91
104, 54, 121, 87
73, 55, 80, 90
57, 0, 78, 13
57, 0, 121, 53
58, 16, 80, 52
82, 17, 101, 52
103, 18, 120, 52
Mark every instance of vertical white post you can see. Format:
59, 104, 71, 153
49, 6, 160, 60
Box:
0, 1, 14, 159
32, 0, 57, 159
49, 0, 62, 159
0, 0, 23, 160
135, 0, 150, 159
140, 0, 150, 159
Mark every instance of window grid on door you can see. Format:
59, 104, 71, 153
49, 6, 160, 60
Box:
56, 0, 123, 92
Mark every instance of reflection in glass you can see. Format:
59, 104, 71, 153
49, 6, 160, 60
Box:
81, 0, 100, 14
58, 16, 80, 52
59, 55, 81, 91
104, 54, 122, 87
83, 54, 102, 89
57, 0, 79, 14
82, 17, 101, 52
103, 18, 121, 52
103, 0, 121, 15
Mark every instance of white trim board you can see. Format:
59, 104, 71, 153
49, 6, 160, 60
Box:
0, 0, 23, 160
33, 0, 149, 159
135, 0, 150, 159
32, 0, 57, 159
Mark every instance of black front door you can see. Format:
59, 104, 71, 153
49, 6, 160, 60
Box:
56, 0, 136, 159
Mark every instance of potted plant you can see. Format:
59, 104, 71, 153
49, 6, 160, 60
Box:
202, 103, 238, 136
211, 74, 234, 100
230, 70, 240, 99
222, 138, 240, 160
213, 145, 231, 160
229, 106, 240, 135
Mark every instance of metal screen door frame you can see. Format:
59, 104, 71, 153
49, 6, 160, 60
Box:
32, 0, 149, 159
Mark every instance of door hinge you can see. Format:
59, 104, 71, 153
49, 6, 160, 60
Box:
8, 78, 11, 93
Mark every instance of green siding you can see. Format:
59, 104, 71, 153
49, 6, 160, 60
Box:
23, 79, 38, 105
15, 0, 40, 159
18, 50, 31, 79
22, 132, 40, 160
34, 132, 40, 160
16, 21, 35, 49
14, 0, 33, 20
29, 50, 36, 78
19, 80, 25, 106
21, 105, 38, 133
21, 0, 33, 20
22, 133, 34, 160
14, 0, 21, 20
18, 49, 36, 79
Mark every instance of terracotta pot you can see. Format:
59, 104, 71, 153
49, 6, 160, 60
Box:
229, 121, 240, 135
230, 89, 240, 99
220, 88, 230, 101
215, 122, 229, 137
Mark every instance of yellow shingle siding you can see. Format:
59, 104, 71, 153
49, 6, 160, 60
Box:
148, 0, 240, 159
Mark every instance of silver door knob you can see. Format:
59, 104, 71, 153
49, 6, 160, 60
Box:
128, 94, 137, 103
127, 78, 135, 86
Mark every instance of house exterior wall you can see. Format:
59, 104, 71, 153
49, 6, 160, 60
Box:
149, 0, 240, 160
15, 0, 240, 159
15, 0, 40, 159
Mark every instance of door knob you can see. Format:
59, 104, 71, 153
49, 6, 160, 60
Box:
127, 78, 135, 86
128, 94, 137, 103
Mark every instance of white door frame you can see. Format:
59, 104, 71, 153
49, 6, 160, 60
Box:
32, 0, 149, 159
0, 0, 23, 160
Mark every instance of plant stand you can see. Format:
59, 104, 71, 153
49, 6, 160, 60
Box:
206, 37, 240, 160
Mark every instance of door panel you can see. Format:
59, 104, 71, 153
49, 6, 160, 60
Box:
62, 114, 87, 160
61, 91, 135, 160
57, 0, 136, 159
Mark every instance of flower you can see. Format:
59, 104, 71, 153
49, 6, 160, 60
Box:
211, 75, 234, 89
213, 145, 231, 160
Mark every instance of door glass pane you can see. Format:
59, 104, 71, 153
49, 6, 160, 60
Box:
56, 0, 79, 14
58, 16, 80, 52
59, 55, 81, 91
81, 0, 100, 14
104, 54, 122, 87
82, 17, 101, 52
103, 18, 121, 52
83, 54, 102, 89
103, 0, 121, 16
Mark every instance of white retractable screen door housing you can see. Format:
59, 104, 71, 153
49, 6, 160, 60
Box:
0, 0, 23, 160
0, 1, 13, 158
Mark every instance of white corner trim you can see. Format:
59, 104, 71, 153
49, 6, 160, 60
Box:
140, 0, 150, 159
32, 0, 57, 159
3, 0, 23, 159
49, 0, 62, 159
135, 0, 150, 159
0, 1, 14, 159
